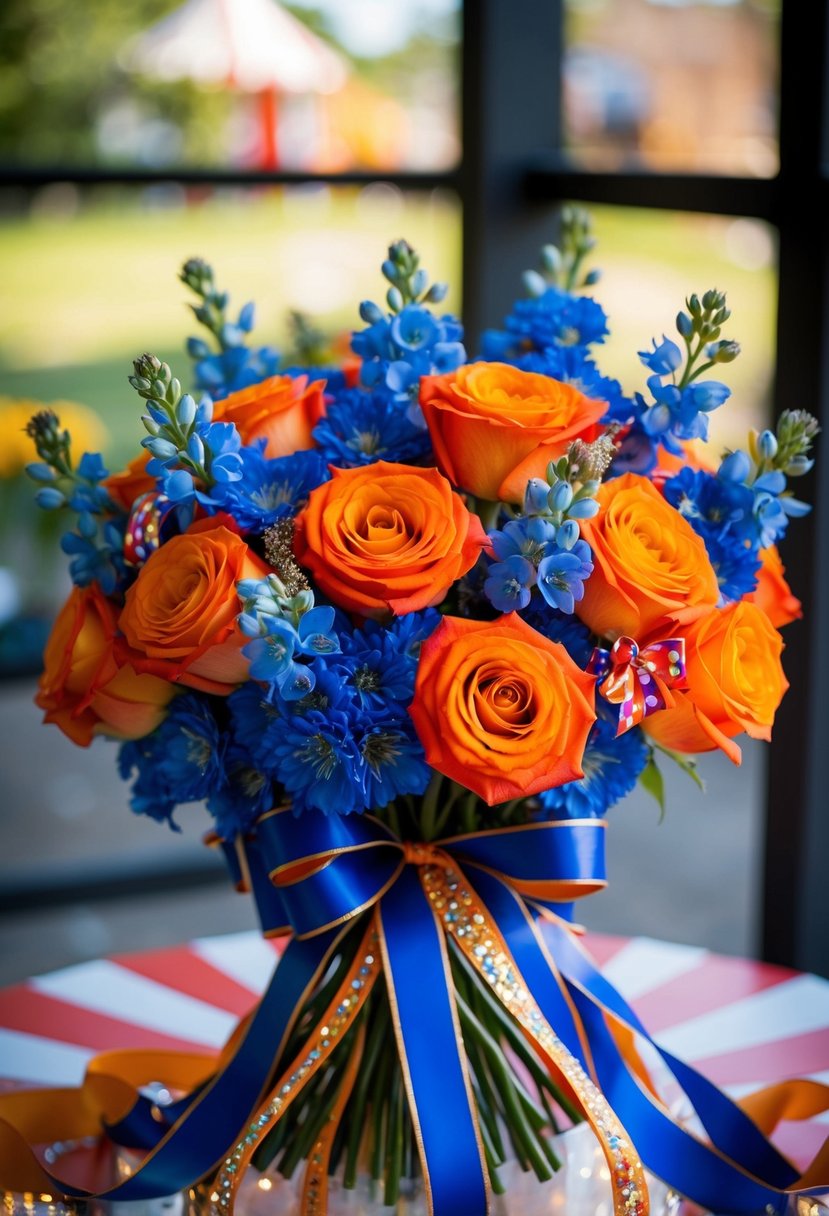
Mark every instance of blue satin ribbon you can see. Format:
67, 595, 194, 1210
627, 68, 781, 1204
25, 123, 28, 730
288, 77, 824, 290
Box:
379, 867, 489, 1216
255, 810, 607, 937
60, 929, 340, 1200
64, 809, 828, 1213
245, 810, 828, 1214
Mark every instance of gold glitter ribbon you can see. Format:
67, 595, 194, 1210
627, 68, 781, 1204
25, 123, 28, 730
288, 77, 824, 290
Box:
421, 858, 650, 1216
211, 857, 647, 1216
300, 1019, 367, 1214
209, 916, 381, 1216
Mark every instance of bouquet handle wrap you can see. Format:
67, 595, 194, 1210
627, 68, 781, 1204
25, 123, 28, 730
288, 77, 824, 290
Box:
1, 813, 828, 1216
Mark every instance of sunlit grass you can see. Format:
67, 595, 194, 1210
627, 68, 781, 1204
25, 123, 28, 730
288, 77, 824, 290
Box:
0, 191, 775, 466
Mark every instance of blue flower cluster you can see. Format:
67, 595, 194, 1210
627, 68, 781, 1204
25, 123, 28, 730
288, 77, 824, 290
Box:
118, 692, 274, 839
481, 286, 609, 364
353, 302, 465, 413
228, 612, 439, 817
29, 449, 128, 594
636, 336, 730, 453
663, 466, 761, 600
484, 517, 594, 615
213, 446, 329, 533
664, 445, 811, 600
313, 388, 433, 468
180, 258, 282, 399
117, 611, 439, 833
188, 326, 282, 399
538, 706, 649, 819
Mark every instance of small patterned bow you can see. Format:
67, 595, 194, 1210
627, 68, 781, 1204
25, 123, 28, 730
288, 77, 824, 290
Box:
587, 635, 687, 734
124, 491, 173, 566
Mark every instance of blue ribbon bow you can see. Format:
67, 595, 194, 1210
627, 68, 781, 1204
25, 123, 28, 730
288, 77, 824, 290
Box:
101, 810, 827, 1215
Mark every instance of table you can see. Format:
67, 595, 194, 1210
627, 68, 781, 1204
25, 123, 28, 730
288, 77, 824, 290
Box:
1, 932, 828, 1188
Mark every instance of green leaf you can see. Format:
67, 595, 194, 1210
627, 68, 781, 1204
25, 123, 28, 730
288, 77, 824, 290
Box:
639, 751, 666, 821
651, 741, 706, 794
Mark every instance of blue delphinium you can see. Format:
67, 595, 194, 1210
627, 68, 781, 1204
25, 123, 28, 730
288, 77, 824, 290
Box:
637, 362, 730, 452
181, 259, 281, 398
240, 604, 340, 701
26, 418, 130, 595
483, 482, 598, 617
536, 542, 594, 614
313, 388, 433, 468
117, 694, 224, 829
60, 514, 128, 595
355, 303, 465, 410
538, 708, 649, 819
632, 291, 740, 457
663, 466, 761, 600
146, 417, 244, 518
213, 445, 329, 533
352, 242, 465, 421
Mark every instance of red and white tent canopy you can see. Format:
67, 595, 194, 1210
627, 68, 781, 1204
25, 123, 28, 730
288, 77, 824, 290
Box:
122, 0, 348, 94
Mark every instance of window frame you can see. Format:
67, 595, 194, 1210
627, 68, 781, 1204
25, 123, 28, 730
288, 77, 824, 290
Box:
460, 0, 828, 975
2, 0, 826, 976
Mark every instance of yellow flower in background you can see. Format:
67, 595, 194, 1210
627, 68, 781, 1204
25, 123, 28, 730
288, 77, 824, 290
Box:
0, 397, 109, 480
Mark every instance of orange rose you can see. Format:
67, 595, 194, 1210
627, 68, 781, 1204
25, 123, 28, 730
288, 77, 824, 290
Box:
419, 362, 606, 502
104, 452, 155, 512
293, 461, 488, 619
576, 473, 720, 640
213, 374, 326, 457
119, 518, 270, 694
36, 585, 175, 746
745, 545, 802, 629
643, 601, 788, 764
409, 613, 596, 805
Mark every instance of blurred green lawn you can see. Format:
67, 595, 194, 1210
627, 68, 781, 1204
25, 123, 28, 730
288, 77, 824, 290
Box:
0, 190, 775, 467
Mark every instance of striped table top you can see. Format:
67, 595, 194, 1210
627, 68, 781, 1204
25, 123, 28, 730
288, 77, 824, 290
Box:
1, 931, 827, 1179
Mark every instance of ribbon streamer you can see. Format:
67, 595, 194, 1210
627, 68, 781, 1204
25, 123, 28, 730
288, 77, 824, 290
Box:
1, 810, 827, 1216
588, 636, 687, 733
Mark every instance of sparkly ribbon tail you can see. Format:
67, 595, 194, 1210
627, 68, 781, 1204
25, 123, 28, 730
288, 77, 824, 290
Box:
421, 860, 650, 1216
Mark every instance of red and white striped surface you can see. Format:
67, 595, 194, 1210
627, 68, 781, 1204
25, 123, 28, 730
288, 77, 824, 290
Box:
1, 932, 827, 1173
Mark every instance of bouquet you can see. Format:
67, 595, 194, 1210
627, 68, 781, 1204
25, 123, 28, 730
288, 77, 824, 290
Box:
8, 211, 827, 1216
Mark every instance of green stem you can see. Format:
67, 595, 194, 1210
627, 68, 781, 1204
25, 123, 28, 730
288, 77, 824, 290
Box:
370, 1037, 392, 1182
474, 498, 502, 531
458, 949, 571, 1129
432, 780, 466, 839
385, 800, 402, 839
383, 1064, 404, 1206
343, 994, 390, 1189
419, 771, 444, 841
278, 1060, 344, 1178
455, 992, 553, 1181
461, 792, 478, 835
685, 358, 717, 384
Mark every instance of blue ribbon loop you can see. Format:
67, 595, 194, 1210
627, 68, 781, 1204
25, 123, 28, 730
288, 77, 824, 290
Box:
247, 809, 827, 1214
83, 810, 829, 1212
